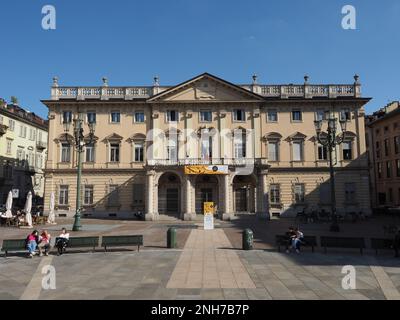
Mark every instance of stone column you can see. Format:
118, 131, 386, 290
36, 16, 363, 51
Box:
221, 174, 234, 221
184, 175, 196, 221
256, 173, 270, 220
145, 170, 158, 221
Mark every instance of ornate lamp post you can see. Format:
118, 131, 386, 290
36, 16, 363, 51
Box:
314, 115, 347, 232
63, 113, 96, 231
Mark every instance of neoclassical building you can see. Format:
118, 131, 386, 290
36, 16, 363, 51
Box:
42, 73, 371, 220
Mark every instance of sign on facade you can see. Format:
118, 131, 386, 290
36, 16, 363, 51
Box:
185, 165, 228, 175
204, 202, 215, 230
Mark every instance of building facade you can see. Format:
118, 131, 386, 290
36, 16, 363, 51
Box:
0, 100, 48, 206
366, 101, 400, 208
42, 73, 371, 220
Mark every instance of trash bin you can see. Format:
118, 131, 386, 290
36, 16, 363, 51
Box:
243, 229, 254, 250
167, 227, 177, 249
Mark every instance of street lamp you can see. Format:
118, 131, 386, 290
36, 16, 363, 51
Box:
63, 113, 96, 231
314, 115, 347, 232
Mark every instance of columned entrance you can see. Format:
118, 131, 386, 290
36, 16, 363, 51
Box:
195, 175, 219, 215
158, 172, 182, 217
232, 175, 256, 213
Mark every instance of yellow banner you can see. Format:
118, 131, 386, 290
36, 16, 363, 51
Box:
204, 202, 215, 215
184, 165, 228, 175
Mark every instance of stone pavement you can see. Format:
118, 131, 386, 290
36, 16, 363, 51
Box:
1, 217, 400, 300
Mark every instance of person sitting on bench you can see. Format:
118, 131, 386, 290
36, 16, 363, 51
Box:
55, 228, 70, 256
26, 230, 39, 258
285, 227, 296, 253
38, 230, 51, 256
292, 228, 305, 253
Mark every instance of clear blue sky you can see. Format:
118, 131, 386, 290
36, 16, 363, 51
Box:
0, 0, 399, 118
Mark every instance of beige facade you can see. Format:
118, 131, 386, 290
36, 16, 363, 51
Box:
366, 101, 400, 208
42, 73, 371, 220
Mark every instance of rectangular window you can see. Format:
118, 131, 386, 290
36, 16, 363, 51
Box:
108, 185, 119, 206
319, 184, 331, 204
132, 184, 145, 206
387, 161, 392, 178
8, 119, 15, 131
292, 110, 302, 122
384, 139, 390, 156
394, 137, 400, 154
292, 141, 303, 161
29, 128, 34, 141
134, 111, 145, 123
376, 141, 381, 159
87, 112, 96, 124
345, 183, 356, 203
234, 134, 246, 158
17, 147, 24, 161
267, 110, 278, 122
200, 110, 212, 122
233, 109, 245, 122
85, 144, 95, 162
340, 109, 351, 121
110, 144, 120, 162
378, 163, 382, 179
270, 184, 281, 204
134, 143, 144, 162
167, 110, 178, 122
315, 109, 326, 121
36, 154, 43, 169
6, 139, 12, 154
343, 141, 352, 160
61, 143, 71, 163
201, 137, 212, 159
19, 125, 27, 138
59, 185, 69, 205
397, 160, 400, 177
318, 145, 328, 160
294, 184, 305, 204
268, 142, 279, 161
84, 185, 94, 205
63, 111, 72, 124
111, 111, 120, 123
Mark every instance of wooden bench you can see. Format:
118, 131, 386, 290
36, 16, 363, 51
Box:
102, 235, 143, 252
62, 236, 100, 252
371, 238, 394, 255
320, 237, 365, 255
276, 235, 317, 252
1, 239, 26, 257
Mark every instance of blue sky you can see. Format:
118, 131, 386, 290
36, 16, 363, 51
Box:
0, 0, 399, 118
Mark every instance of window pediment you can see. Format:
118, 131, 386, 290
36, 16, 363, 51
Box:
264, 132, 283, 141
104, 133, 123, 142
286, 132, 307, 141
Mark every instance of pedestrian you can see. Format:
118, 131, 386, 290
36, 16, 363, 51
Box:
55, 228, 70, 256
293, 228, 305, 253
26, 230, 39, 258
38, 230, 51, 256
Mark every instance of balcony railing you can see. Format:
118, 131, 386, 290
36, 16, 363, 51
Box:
147, 158, 268, 167
36, 141, 47, 150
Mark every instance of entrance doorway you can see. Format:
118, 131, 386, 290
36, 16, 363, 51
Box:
233, 175, 256, 213
166, 188, 179, 213
235, 188, 248, 212
195, 175, 219, 215
158, 173, 181, 216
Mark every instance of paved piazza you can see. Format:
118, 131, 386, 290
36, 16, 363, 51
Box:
1, 217, 400, 300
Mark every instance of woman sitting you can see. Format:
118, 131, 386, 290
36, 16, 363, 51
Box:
38, 230, 51, 256
26, 230, 39, 258
55, 228, 70, 256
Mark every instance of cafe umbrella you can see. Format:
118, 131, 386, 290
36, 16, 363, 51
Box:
24, 192, 33, 228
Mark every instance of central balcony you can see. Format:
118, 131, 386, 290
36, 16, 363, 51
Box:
147, 158, 268, 167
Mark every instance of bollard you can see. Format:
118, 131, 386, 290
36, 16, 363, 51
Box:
243, 229, 254, 250
167, 227, 177, 249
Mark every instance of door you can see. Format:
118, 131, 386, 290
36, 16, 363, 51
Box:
235, 188, 248, 212
201, 188, 213, 214
166, 188, 179, 213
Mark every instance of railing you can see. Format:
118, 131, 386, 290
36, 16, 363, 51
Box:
36, 141, 47, 149
259, 84, 359, 98
50, 83, 360, 100
147, 158, 268, 166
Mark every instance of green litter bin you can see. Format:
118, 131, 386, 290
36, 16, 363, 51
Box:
243, 229, 254, 250
167, 227, 177, 249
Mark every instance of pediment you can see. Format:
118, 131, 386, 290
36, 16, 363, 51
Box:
148, 73, 264, 102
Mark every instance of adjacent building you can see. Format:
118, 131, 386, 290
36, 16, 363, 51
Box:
0, 100, 48, 206
366, 101, 400, 209
41, 73, 371, 220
